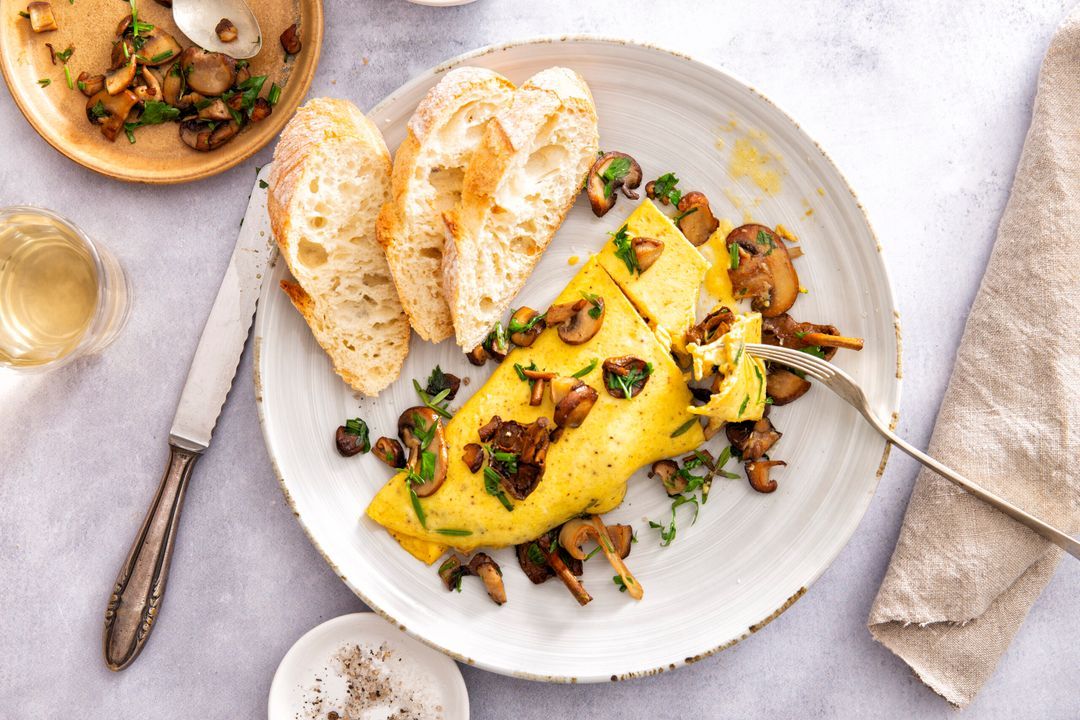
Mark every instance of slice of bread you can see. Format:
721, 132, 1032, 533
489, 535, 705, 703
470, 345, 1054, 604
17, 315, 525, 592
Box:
377, 67, 516, 342
268, 98, 410, 396
442, 67, 599, 350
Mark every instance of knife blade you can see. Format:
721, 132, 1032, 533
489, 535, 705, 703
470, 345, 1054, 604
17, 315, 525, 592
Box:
103, 166, 276, 671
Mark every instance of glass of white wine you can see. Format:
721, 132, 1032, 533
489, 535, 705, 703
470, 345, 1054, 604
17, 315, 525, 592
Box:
0, 206, 131, 372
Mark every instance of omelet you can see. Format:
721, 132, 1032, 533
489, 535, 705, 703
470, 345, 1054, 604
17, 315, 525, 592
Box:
366, 257, 704, 560
597, 200, 709, 352
686, 312, 768, 423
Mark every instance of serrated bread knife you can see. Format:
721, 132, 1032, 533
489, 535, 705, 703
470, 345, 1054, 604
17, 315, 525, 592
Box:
103, 168, 275, 671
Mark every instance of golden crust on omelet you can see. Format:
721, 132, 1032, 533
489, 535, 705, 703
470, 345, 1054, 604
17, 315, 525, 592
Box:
366, 257, 704, 555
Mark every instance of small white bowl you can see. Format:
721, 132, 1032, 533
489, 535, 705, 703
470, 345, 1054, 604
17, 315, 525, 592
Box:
268, 613, 469, 720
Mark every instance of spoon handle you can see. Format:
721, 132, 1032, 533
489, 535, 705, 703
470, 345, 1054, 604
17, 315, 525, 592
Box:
102, 444, 200, 671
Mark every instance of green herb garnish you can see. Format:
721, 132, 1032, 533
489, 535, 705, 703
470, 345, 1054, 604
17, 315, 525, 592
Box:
55, 46, 74, 63
412, 379, 452, 419
526, 542, 546, 565
737, 395, 749, 417
149, 49, 174, 63
434, 528, 473, 536
606, 361, 652, 399
268, 82, 281, 105
513, 360, 538, 386
18, 10, 29, 18
799, 345, 827, 359
258, 179, 269, 189
598, 155, 632, 199
613, 575, 629, 592
571, 358, 598, 378
37, 78, 51, 88
669, 418, 697, 438
343, 417, 371, 452
122, 100, 180, 143
90, 100, 107, 118
405, 473, 427, 528
610, 224, 639, 275
63, 65, 73, 89
580, 291, 603, 319
673, 206, 698, 224
508, 309, 546, 335
728, 241, 740, 270
482, 466, 514, 511
650, 172, 682, 206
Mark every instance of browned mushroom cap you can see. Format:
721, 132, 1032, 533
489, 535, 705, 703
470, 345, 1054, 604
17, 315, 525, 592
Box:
180, 47, 236, 96
461, 443, 485, 473
631, 237, 664, 272
554, 296, 604, 345
249, 97, 273, 123
161, 62, 183, 106
105, 60, 136, 95
762, 313, 863, 359
552, 379, 598, 428
726, 416, 782, 461
27, 2, 57, 32
374, 437, 405, 469
197, 97, 232, 121
606, 524, 634, 559
115, 14, 132, 37
77, 72, 104, 97
397, 406, 448, 497
602, 356, 651, 399
516, 540, 555, 584
560, 516, 643, 599
234, 63, 251, 86
508, 306, 545, 347
280, 22, 302, 54
727, 224, 800, 317
477, 415, 501, 442
649, 459, 685, 496
586, 152, 642, 217
135, 27, 181, 66
482, 324, 510, 362
85, 89, 138, 142
437, 555, 465, 590
215, 17, 238, 42
466, 344, 488, 366
685, 306, 735, 347
485, 416, 553, 500
334, 425, 369, 457
766, 368, 812, 406
134, 67, 162, 103
468, 553, 507, 605
110, 37, 134, 70
676, 191, 720, 246
746, 460, 786, 493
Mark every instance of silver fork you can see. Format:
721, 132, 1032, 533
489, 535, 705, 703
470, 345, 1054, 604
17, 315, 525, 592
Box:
747, 343, 1080, 560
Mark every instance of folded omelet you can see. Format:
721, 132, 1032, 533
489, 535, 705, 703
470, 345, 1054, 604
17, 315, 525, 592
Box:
366, 257, 703, 561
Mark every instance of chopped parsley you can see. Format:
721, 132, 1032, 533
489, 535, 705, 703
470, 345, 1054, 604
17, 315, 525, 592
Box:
756, 229, 776, 255
508, 309, 545, 335
650, 172, 682, 206
526, 542, 546, 565
55, 46, 74, 63
610, 224, 639, 275
513, 360, 538, 386
613, 575, 629, 592
571, 358, 599, 378
482, 466, 514, 511
483, 321, 510, 357
799, 345, 827, 359
90, 100, 107, 119
122, 101, 181, 143
424, 365, 455, 398
412, 378, 452, 419
343, 417, 371, 452
258, 179, 269, 189
580, 291, 603, 319
598, 154, 632, 199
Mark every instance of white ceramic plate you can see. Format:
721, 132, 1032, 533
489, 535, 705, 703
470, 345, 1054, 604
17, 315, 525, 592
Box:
268, 613, 469, 720
254, 37, 901, 683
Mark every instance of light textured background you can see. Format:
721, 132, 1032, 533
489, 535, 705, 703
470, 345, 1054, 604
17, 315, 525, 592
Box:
1, 0, 1077, 717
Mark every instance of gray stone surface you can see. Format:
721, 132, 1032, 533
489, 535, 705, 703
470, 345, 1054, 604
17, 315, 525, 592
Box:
1, 0, 1077, 717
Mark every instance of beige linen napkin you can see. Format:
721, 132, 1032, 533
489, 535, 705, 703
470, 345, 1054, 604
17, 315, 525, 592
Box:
867, 5, 1080, 708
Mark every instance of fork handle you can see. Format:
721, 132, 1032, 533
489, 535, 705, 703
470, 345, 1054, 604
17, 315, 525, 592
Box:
867, 417, 1080, 560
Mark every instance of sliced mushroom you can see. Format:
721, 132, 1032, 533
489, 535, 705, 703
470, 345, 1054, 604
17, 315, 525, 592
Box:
105, 61, 136, 96
136, 67, 162, 102
552, 297, 604, 345
485, 416, 553, 500
135, 27, 181, 66
161, 62, 183, 106
374, 437, 405, 469
197, 97, 232, 121
631, 237, 664, 272
215, 17, 238, 42
552, 380, 598, 428
727, 224, 800, 317
602, 356, 651, 399
675, 191, 720, 246
606, 524, 634, 559
466, 344, 488, 366
516, 540, 555, 584
114, 14, 132, 38
398, 406, 448, 497
208, 120, 240, 149
649, 459, 685, 496
438, 555, 465, 591
234, 63, 251, 86
85, 89, 138, 142
726, 417, 782, 461
766, 368, 812, 406
746, 460, 786, 493
334, 426, 369, 457
546, 541, 592, 606
77, 72, 104, 97
249, 97, 273, 123
180, 47, 236, 96
762, 313, 863, 359
482, 323, 509, 362
685, 306, 735, 347
508, 306, 545, 347
468, 553, 507, 605
461, 443, 485, 473
280, 22, 302, 54
110, 37, 134, 70
585, 151, 641, 216
559, 517, 643, 600
477, 415, 501, 443
27, 2, 57, 32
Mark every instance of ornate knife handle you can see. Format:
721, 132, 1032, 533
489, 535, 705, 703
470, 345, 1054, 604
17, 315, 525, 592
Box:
103, 444, 200, 671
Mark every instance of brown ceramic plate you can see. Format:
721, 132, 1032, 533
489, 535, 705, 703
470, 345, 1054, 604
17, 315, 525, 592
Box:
0, 0, 321, 183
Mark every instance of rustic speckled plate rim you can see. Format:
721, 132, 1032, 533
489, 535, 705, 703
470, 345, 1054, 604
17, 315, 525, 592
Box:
0, 0, 324, 184
252, 35, 903, 683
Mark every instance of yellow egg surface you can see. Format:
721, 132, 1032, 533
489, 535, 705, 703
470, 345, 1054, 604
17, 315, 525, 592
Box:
687, 312, 768, 423
366, 257, 704, 557
596, 200, 708, 351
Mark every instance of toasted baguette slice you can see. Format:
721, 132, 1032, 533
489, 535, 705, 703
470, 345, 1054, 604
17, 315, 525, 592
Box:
268, 98, 409, 396
377, 67, 516, 342
442, 67, 599, 350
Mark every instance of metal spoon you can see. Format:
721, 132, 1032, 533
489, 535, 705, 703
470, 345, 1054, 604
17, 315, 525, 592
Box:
170, 0, 262, 59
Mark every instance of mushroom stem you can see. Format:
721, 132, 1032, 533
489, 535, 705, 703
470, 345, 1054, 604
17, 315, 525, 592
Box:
799, 332, 864, 351
587, 516, 643, 600
546, 545, 592, 606
529, 378, 546, 406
